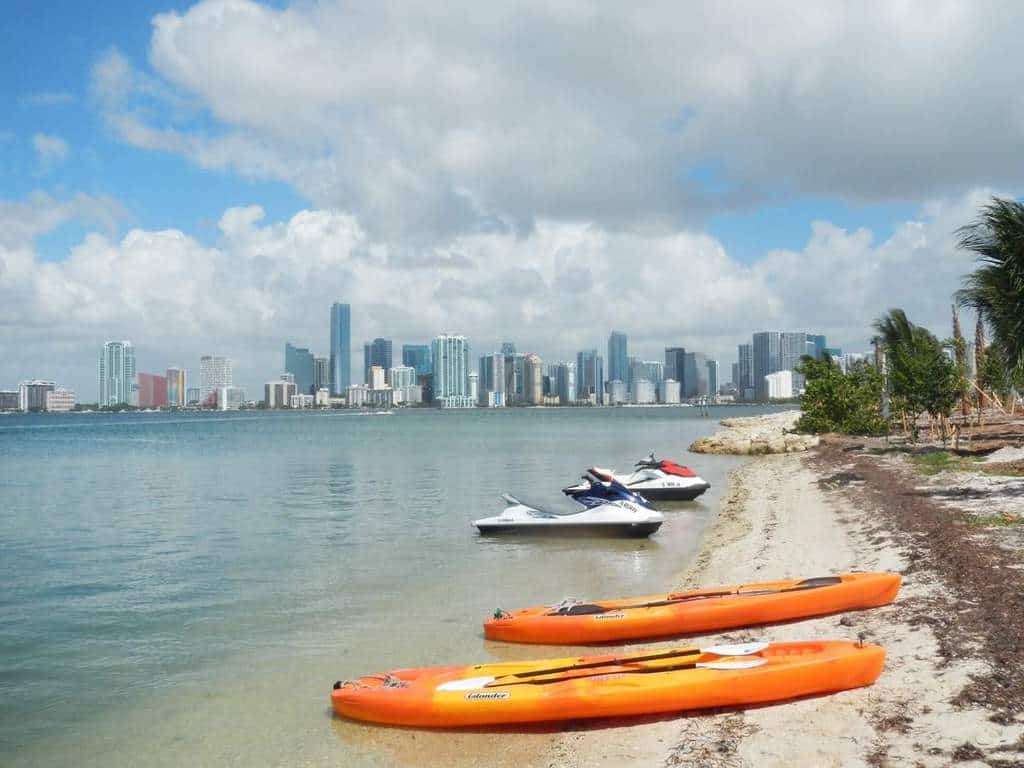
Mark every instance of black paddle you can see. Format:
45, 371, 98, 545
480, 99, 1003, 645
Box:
485, 655, 765, 688
550, 576, 844, 616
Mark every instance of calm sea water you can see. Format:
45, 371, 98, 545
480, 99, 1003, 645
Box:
0, 406, 773, 766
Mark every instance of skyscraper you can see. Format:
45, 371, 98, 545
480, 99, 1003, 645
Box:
500, 342, 517, 355
682, 352, 708, 397
478, 353, 505, 406
504, 352, 526, 405
166, 367, 186, 407
576, 350, 604, 405
285, 343, 315, 394
665, 347, 687, 391
555, 362, 577, 405
19, 380, 55, 411
752, 332, 781, 401
98, 341, 137, 406
432, 334, 472, 407
607, 331, 628, 385
314, 357, 329, 392
807, 334, 827, 360
199, 355, 232, 403
524, 353, 543, 405
402, 344, 432, 377
737, 343, 753, 398
706, 359, 719, 396
330, 302, 351, 395
363, 338, 393, 384
781, 332, 808, 390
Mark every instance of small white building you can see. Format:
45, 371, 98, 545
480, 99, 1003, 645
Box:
315, 388, 331, 407
606, 379, 627, 405
764, 370, 794, 400
347, 384, 370, 407
388, 366, 417, 389
45, 388, 76, 412
290, 393, 314, 409
368, 365, 387, 390
397, 384, 423, 405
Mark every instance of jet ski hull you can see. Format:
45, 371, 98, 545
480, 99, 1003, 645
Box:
475, 520, 662, 537
628, 482, 710, 501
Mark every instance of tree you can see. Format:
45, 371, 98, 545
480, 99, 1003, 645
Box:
956, 197, 1024, 387
873, 309, 959, 440
795, 355, 887, 435
951, 305, 969, 416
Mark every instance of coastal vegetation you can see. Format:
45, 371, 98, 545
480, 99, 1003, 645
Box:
798, 196, 1024, 440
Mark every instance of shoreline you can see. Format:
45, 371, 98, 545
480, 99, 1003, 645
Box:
544, 421, 1024, 766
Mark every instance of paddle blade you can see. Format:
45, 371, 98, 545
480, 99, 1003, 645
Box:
695, 658, 767, 670
703, 641, 769, 657
436, 676, 496, 692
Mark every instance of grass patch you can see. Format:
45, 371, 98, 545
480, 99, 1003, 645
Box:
910, 451, 988, 475
968, 512, 1024, 528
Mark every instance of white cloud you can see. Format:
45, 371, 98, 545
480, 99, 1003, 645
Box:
0, 188, 988, 397
87, 0, 1024, 242
31, 133, 70, 168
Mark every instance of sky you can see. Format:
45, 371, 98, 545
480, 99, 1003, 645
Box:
3, 0, 1023, 398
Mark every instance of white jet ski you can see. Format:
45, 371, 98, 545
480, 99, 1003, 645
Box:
562, 454, 710, 501
474, 479, 663, 537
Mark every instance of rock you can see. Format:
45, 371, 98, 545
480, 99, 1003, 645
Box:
690, 410, 818, 455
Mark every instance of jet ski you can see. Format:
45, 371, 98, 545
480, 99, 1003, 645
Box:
474, 479, 663, 537
562, 454, 710, 501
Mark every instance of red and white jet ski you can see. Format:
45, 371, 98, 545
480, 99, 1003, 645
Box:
562, 454, 710, 501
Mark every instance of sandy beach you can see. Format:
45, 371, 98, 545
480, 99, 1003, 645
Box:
543, 413, 1024, 767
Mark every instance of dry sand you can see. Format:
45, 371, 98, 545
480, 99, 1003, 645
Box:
543, 450, 1023, 767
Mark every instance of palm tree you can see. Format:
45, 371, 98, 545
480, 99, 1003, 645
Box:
956, 197, 1024, 383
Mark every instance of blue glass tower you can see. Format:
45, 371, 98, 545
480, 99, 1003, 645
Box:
402, 344, 432, 377
285, 342, 315, 394
329, 303, 351, 395
607, 331, 628, 384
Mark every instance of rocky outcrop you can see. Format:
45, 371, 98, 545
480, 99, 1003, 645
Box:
689, 411, 819, 455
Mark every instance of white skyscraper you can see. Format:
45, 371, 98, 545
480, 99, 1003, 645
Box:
431, 334, 473, 408
200, 356, 233, 403
98, 341, 137, 406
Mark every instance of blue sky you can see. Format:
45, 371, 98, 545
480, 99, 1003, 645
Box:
1, 1, 1019, 395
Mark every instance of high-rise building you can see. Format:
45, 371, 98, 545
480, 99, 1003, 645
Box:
765, 370, 794, 400
432, 334, 472, 407
500, 342, 516, 355
608, 331, 628, 386
20, 380, 55, 411
665, 347, 687, 392
186, 387, 201, 405
706, 360, 719, 397
642, 360, 664, 384
98, 341, 137, 406
137, 373, 168, 408
606, 379, 627, 405
166, 367, 186, 407
402, 344, 432, 377
524, 353, 543, 405
330, 302, 352, 395
217, 386, 245, 411
632, 379, 656, 405
737, 343, 753, 399
367, 365, 386, 390
478, 353, 505, 406
781, 332, 808, 391
661, 379, 681, 404
576, 350, 605, 405
504, 352, 526, 405
285, 343, 315, 394
363, 338, 393, 384
682, 352, 709, 397
555, 362, 577, 405
199, 356, 232, 403
468, 371, 479, 403
731, 362, 740, 388
314, 356, 329, 392
0, 391, 19, 410
752, 332, 781, 401
807, 334, 827, 360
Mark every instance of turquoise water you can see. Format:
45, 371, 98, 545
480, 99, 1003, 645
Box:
0, 407, 769, 766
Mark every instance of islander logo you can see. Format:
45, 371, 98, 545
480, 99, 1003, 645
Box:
466, 691, 510, 701
594, 613, 626, 620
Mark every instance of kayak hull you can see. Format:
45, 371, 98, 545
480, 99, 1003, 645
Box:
484, 572, 901, 644
331, 640, 885, 728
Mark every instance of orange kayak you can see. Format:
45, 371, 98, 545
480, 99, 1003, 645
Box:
484, 572, 900, 644
331, 640, 885, 727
